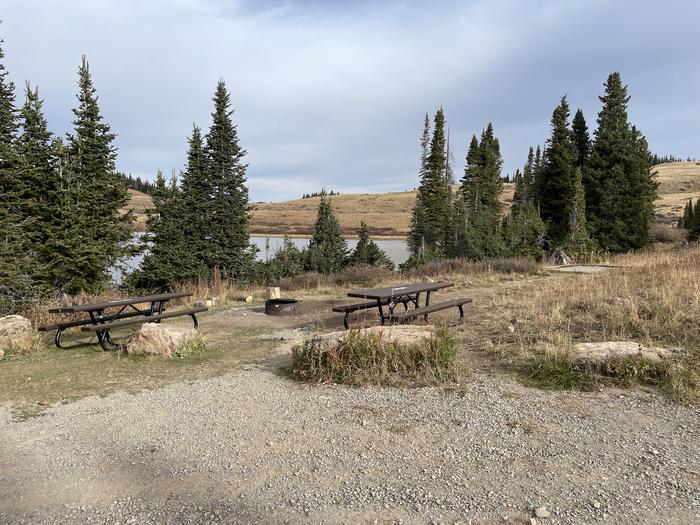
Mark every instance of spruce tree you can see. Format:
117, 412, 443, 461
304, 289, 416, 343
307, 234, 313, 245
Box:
0, 36, 32, 312
16, 82, 69, 293
503, 202, 546, 259
180, 125, 210, 277
460, 135, 482, 215
572, 109, 590, 168
62, 56, 133, 294
203, 80, 255, 277
477, 122, 504, 228
350, 221, 394, 270
536, 96, 576, 244
408, 113, 431, 255
128, 172, 197, 290
409, 108, 451, 256
585, 72, 658, 251
305, 193, 348, 273
511, 169, 525, 213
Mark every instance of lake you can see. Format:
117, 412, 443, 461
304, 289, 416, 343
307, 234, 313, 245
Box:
112, 234, 410, 283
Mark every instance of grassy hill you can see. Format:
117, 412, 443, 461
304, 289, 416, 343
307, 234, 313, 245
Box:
124, 161, 700, 236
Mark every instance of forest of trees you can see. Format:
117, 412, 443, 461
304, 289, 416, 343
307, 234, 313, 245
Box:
0, 40, 133, 313
407, 72, 658, 266
0, 27, 688, 314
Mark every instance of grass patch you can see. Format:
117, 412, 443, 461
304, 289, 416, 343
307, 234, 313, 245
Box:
292, 327, 457, 386
174, 335, 207, 358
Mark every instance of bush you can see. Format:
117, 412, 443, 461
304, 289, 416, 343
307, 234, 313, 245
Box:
649, 223, 685, 244
277, 264, 393, 291
292, 327, 456, 385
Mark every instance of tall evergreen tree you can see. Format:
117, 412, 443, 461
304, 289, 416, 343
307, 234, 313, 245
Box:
536, 96, 576, 244
179, 124, 210, 277
0, 36, 32, 312
409, 108, 451, 256
408, 113, 431, 255
16, 82, 67, 293
477, 123, 504, 228
460, 135, 482, 215
572, 109, 590, 168
585, 72, 658, 251
203, 80, 255, 277
61, 56, 132, 294
305, 193, 348, 273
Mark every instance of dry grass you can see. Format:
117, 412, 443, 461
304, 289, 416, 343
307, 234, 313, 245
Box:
470, 246, 700, 402
653, 162, 700, 223
292, 327, 457, 386
123, 162, 700, 237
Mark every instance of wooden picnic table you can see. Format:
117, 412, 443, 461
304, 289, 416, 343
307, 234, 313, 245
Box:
41, 292, 206, 351
334, 281, 464, 328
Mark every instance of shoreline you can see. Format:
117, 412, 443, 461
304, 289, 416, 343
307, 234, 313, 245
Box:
131, 227, 407, 241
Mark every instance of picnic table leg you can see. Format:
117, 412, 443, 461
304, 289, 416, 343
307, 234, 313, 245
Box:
90, 309, 117, 351
424, 291, 432, 322
376, 298, 386, 325
54, 328, 66, 349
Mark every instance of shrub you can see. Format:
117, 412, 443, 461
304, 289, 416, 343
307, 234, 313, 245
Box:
401, 257, 540, 279
292, 327, 456, 385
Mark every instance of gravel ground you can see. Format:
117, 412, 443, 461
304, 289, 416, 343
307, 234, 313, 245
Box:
1, 354, 699, 524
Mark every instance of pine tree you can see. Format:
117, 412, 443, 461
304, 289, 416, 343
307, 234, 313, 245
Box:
350, 221, 394, 270
536, 96, 576, 244
565, 167, 595, 257
572, 109, 590, 168
503, 202, 547, 259
680, 199, 693, 229
585, 72, 658, 251
128, 172, 197, 290
477, 123, 504, 228
203, 80, 255, 278
16, 82, 71, 293
460, 135, 482, 215
409, 108, 451, 256
180, 124, 210, 277
408, 113, 431, 255
0, 36, 32, 313
511, 169, 525, 213
305, 193, 348, 273
62, 56, 133, 294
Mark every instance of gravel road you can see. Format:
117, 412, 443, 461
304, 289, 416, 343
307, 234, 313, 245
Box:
1, 353, 699, 524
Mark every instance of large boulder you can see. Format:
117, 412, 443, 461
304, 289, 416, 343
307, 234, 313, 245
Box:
0, 315, 34, 357
307, 325, 436, 350
573, 341, 678, 373
126, 323, 198, 357
548, 247, 572, 266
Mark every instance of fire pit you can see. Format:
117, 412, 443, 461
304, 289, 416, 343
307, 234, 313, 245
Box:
265, 298, 299, 316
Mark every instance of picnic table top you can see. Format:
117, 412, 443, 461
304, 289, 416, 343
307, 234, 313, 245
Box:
347, 281, 453, 301
49, 291, 193, 314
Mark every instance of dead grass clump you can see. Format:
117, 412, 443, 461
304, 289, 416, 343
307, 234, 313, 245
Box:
292, 327, 456, 386
278, 265, 394, 292
403, 257, 540, 279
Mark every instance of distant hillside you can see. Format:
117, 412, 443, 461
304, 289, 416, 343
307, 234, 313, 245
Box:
123, 162, 700, 236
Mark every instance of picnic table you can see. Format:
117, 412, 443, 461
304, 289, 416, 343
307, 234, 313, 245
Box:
333, 281, 472, 329
39, 292, 207, 351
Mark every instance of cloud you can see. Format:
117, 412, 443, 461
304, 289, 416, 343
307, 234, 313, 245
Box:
2, 0, 698, 201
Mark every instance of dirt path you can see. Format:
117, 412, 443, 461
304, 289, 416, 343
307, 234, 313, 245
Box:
1, 334, 699, 524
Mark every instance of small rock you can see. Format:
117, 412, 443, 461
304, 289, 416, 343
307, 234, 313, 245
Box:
592, 500, 601, 509
127, 323, 199, 357
534, 506, 551, 519
245, 295, 254, 304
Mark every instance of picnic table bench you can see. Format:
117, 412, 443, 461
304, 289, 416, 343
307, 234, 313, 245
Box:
38, 292, 207, 351
333, 281, 471, 329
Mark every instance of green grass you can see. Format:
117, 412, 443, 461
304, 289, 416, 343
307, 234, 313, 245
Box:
292, 327, 457, 386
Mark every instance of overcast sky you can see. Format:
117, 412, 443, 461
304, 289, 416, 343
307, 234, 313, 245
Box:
2, 0, 698, 202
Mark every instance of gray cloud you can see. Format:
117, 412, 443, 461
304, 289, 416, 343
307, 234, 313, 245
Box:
3, 0, 698, 202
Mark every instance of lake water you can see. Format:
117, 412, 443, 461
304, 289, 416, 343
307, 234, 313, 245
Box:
112, 234, 409, 283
